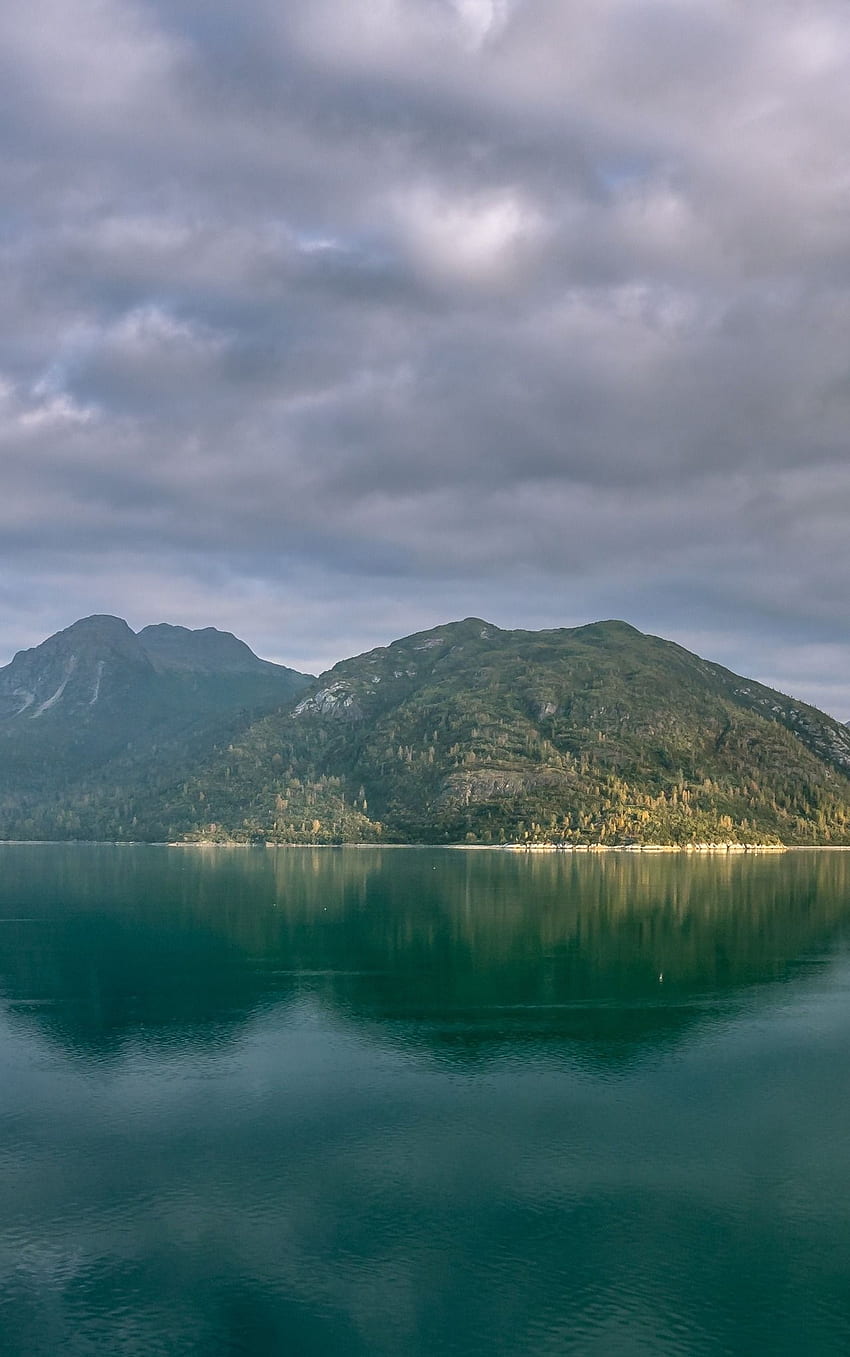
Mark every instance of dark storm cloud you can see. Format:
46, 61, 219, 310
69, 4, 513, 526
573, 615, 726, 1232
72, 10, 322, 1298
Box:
2, 0, 850, 710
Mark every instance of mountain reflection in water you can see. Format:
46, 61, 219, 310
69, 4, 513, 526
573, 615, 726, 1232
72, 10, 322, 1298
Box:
1, 845, 850, 1355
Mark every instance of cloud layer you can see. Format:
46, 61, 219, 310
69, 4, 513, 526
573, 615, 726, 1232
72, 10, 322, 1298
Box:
2, 0, 850, 710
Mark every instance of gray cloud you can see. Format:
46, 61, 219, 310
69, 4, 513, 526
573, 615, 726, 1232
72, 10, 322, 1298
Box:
2, 0, 850, 711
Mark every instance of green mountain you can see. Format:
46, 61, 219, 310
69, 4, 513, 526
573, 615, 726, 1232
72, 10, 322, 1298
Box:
0, 615, 311, 839
137, 623, 290, 676
3, 614, 850, 845
161, 617, 850, 846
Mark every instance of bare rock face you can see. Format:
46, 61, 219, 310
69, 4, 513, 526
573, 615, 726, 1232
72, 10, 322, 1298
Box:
293, 683, 364, 720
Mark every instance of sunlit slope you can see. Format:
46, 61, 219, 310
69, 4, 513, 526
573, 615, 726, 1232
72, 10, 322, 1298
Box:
166, 618, 850, 845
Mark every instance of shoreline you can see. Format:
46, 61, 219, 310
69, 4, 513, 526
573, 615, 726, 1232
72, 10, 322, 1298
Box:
173, 840, 793, 853
0, 838, 818, 851
1, 835, 847, 846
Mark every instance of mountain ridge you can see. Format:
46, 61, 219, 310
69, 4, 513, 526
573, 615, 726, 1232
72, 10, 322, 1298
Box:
0, 615, 303, 710
1, 613, 850, 846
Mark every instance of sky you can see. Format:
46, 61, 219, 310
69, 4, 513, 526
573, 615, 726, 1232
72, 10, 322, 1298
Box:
2, 0, 850, 715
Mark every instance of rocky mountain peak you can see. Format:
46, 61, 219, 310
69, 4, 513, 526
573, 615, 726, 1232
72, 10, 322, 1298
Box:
0, 615, 153, 722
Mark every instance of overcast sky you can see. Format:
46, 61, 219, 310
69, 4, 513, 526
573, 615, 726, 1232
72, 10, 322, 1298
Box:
2, 0, 850, 714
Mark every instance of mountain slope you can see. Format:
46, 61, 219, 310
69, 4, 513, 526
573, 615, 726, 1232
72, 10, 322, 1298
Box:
137, 624, 288, 676
0, 615, 153, 724
0, 616, 312, 839
3, 614, 850, 845
166, 618, 850, 846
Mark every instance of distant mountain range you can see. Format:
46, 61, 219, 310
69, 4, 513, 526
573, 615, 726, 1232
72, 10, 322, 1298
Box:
2, 614, 850, 845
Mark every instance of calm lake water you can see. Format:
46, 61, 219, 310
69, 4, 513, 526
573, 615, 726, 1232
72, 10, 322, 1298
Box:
2, 845, 850, 1356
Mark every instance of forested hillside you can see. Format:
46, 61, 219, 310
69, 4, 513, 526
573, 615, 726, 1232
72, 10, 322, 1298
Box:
3, 614, 850, 845
156, 618, 850, 846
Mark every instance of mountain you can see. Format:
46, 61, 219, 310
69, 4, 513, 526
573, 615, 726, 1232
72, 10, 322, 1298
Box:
0, 615, 151, 723
163, 617, 850, 846
137, 623, 288, 676
0, 616, 311, 839
2, 614, 850, 845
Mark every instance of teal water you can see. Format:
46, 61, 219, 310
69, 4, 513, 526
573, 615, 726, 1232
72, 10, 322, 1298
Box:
1, 845, 850, 1356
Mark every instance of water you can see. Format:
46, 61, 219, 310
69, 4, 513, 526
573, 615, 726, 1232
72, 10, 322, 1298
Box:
1, 845, 850, 1356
